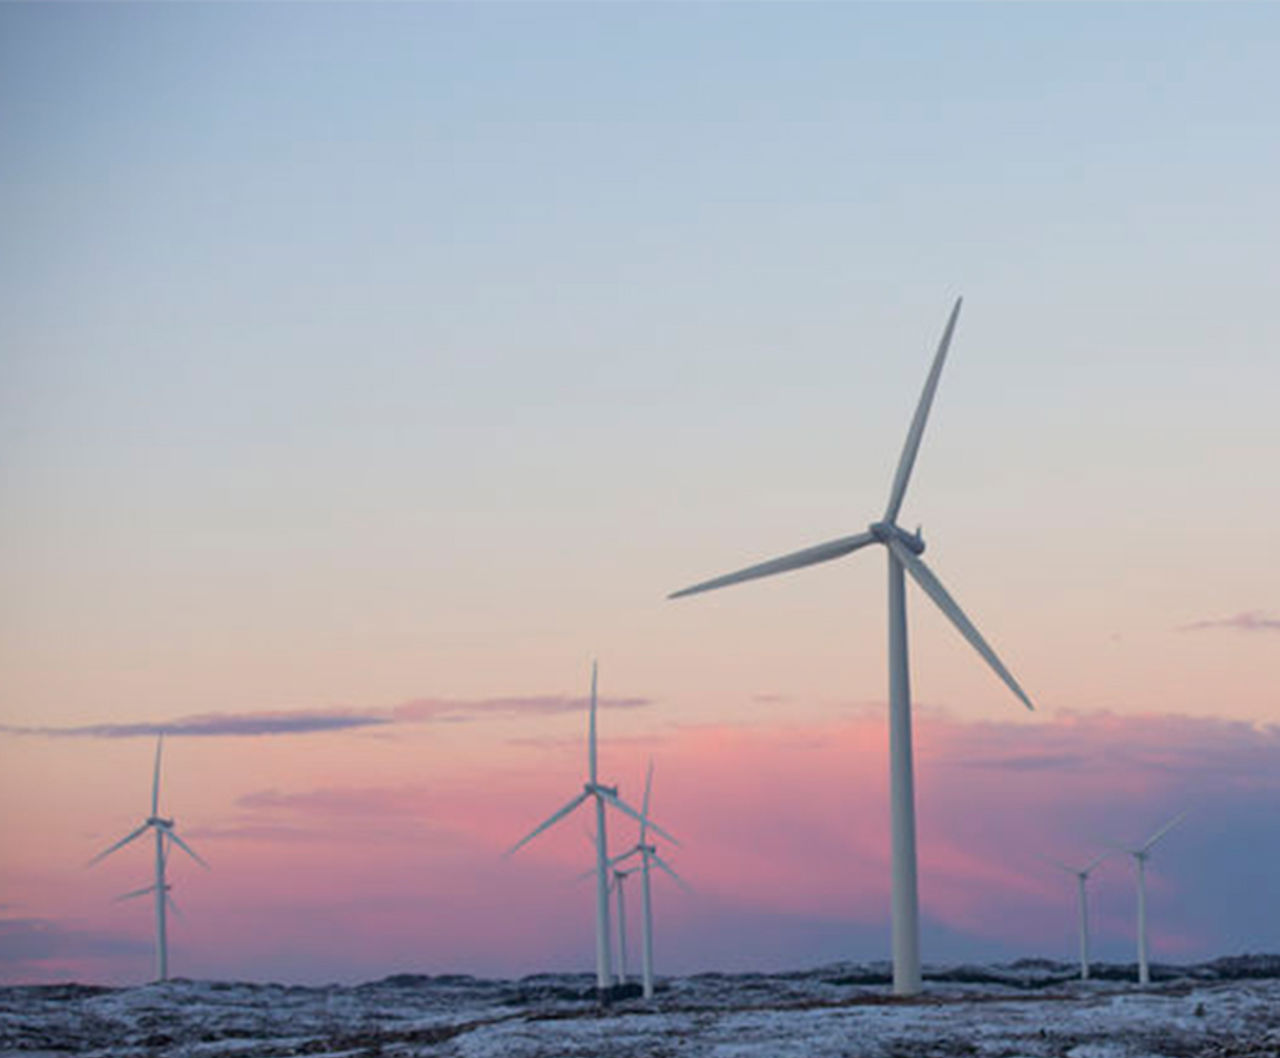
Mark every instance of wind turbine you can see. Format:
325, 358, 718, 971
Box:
669, 299, 1035, 996
610, 760, 687, 999
1042, 852, 1109, 980
572, 860, 640, 985
1113, 811, 1187, 985
507, 662, 677, 994
610, 863, 638, 985
88, 735, 208, 982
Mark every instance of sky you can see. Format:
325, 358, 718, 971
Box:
1, 3, 1277, 985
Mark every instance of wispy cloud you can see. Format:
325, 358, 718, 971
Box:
1179, 610, 1280, 633
391, 694, 650, 723
950, 752, 1089, 773
237, 785, 431, 818
0, 692, 653, 741
0, 710, 389, 739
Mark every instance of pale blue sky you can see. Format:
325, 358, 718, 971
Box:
2, 3, 1277, 726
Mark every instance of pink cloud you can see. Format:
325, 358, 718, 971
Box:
0, 693, 653, 743
1179, 610, 1280, 633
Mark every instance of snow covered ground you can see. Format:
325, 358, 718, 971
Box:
3, 957, 1278, 1057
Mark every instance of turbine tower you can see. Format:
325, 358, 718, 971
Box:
507, 662, 677, 994
88, 735, 208, 982
669, 299, 1034, 996
1042, 852, 1108, 980
611, 760, 687, 999
1114, 812, 1187, 985
610, 863, 638, 985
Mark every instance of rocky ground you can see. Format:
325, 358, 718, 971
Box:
2, 956, 1279, 1057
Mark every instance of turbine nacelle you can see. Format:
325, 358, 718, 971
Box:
868, 521, 925, 555
584, 782, 618, 798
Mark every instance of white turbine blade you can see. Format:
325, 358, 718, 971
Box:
1082, 851, 1111, 875
1141, 810, 1188, 853
889, 538, 1033, 711
653, 853, 693, 893
88, 823, 150, 867
114, 884, 157, 903
167, 892, 183, 919
506, 791, 590, 857
1037, 853, 1077, 876
571, 865, 596, 883
883, 297, 963, 523
639, 759, 654, 845
167, 830, 209, 869
151, 734, 164, 817
669, 532, 877, 600
599, 790, 680, 847
588, 660, 598, 786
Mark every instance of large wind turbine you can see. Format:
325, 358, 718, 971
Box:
669, 299, 1035, 996
611, 760, 687, 999
507, 663, 677, 994
88, 735, 208, 982
1113, 812, 1187, 985
1042, 852, 1109, 980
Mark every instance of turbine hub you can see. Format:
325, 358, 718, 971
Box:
868, 521, 926, 555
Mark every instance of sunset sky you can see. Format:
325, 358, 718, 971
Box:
2, 3, 1277, 985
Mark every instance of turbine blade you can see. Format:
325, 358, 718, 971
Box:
1142, 810, 1188, 852
1082, 851, 1111, 875
167, 830, 209, 869
167, 892, 183, 919
639, 759, 654, 845
883, 297, 963, 523
88, 823, 151, 867
653, 853, 693, 893
669, 532, 877, 600
588, 660, 598, 786
889, 538, 1033, 711
114, 884, 157, 903
600, 791, 679, 847
505, 791, 589, 857
1037, 853, 1077, 876
152, 735, 164, 817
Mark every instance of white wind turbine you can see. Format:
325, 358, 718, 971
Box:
1113, 811, 1187, 985
507, 662, 677, 994
573, 859, 640, 986
669, 299, 1035, 996
88, 735, 208, 982
610, 760, 687, 999
1042, 852, 1109, 980
610, 863, 639, 986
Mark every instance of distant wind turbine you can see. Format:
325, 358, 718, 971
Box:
88, 735, 208, 982
572, 861, 639, 985
1042, 852, 1109, 980
669, 299, 1035, 996
611, 864, 638, 985
1112, 812, 1187, 985
507, 662, 677, 994
610, 760, 688, 999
